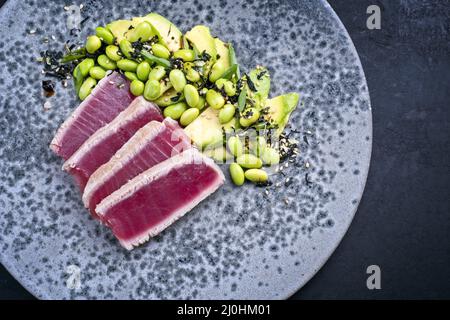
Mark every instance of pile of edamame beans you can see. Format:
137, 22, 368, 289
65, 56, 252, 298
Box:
226, 135, 280, 186
68, 18, 285, 187
72, 21, 242, 130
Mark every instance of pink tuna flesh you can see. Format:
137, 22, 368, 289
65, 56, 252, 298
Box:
96, 149, 224, 250
62, 97, 163, 190
50, 72, 134, 160
82, 118, 192, 219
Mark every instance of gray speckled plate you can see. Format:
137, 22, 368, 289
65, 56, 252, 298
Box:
0, 0, 372, 299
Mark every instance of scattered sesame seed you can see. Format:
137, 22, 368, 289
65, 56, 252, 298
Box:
305, 162, 310, 168
29, 29, 36, 34
43, 101, 52, 110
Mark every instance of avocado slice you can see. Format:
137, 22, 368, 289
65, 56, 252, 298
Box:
143, 13, 182, 52
264, 93, 300, 136
185, 25, 217, 59
247, 67, 270, 110
184, 107, 236, 149
214, 38, 230, 69
106, 20, 134, 42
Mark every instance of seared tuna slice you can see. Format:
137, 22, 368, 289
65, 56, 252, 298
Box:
83, 118, 192, 218
62, 97, 163, 190
50, 72, 134, 160
96, 148, 224, 250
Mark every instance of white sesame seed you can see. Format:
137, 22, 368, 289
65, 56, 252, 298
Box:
43, 101, 52, 110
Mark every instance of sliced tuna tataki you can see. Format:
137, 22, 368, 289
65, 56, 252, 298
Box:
62, 96, 163, 191
83, 118, 192, 219
96, 148, 224, 250
50, 72, 135, 160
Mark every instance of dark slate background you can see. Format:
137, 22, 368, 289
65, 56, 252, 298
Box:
0, 0, 449, 299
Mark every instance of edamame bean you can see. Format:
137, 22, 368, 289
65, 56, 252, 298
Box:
185, 68, 201, 82
209, 60, 227, 82
124, 72, 138, 81
148, 66, 166, 81
239, 108, 260, 127
229, 163, 245, 186
127, 22, 153, 42
119, 39, 134, 59
152, 43, 170, 59
89, 66, 106, 80
130, 80, 145, 96
95, 27, 114, 45
224, 81, 236, 96
236, 154, 263, 169
136, 61, 151, 81
180, 108, 199, 126
79, 77, 97, 100
86, 35, 102, 54
244, 169, 268, 183
261, 147, 280, 165
227, 136, 243, 157
169, 69, 187, 93
97, 54, 117, 70
77, 58, 95, 77
117, 59, 139, 72
194, 96, 206, 110
105, 45, 122, 61
173, 49, 195, 62
206, 89, 225, 110
154, 88, 184, 107
184, 84, 200, 108
219, 104, 236, 124
163, 102, 187, 120
144, 79, 161, 101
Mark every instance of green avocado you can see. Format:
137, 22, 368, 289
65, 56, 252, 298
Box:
185, 25, 217, 59
106, 14, 182, 51
106, 20, 135, 42
184, 107, 235, 149
247, 67, 270, 110
143, 13, 182, 52
214, 38, 230, 69
264, 93, 300, 136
